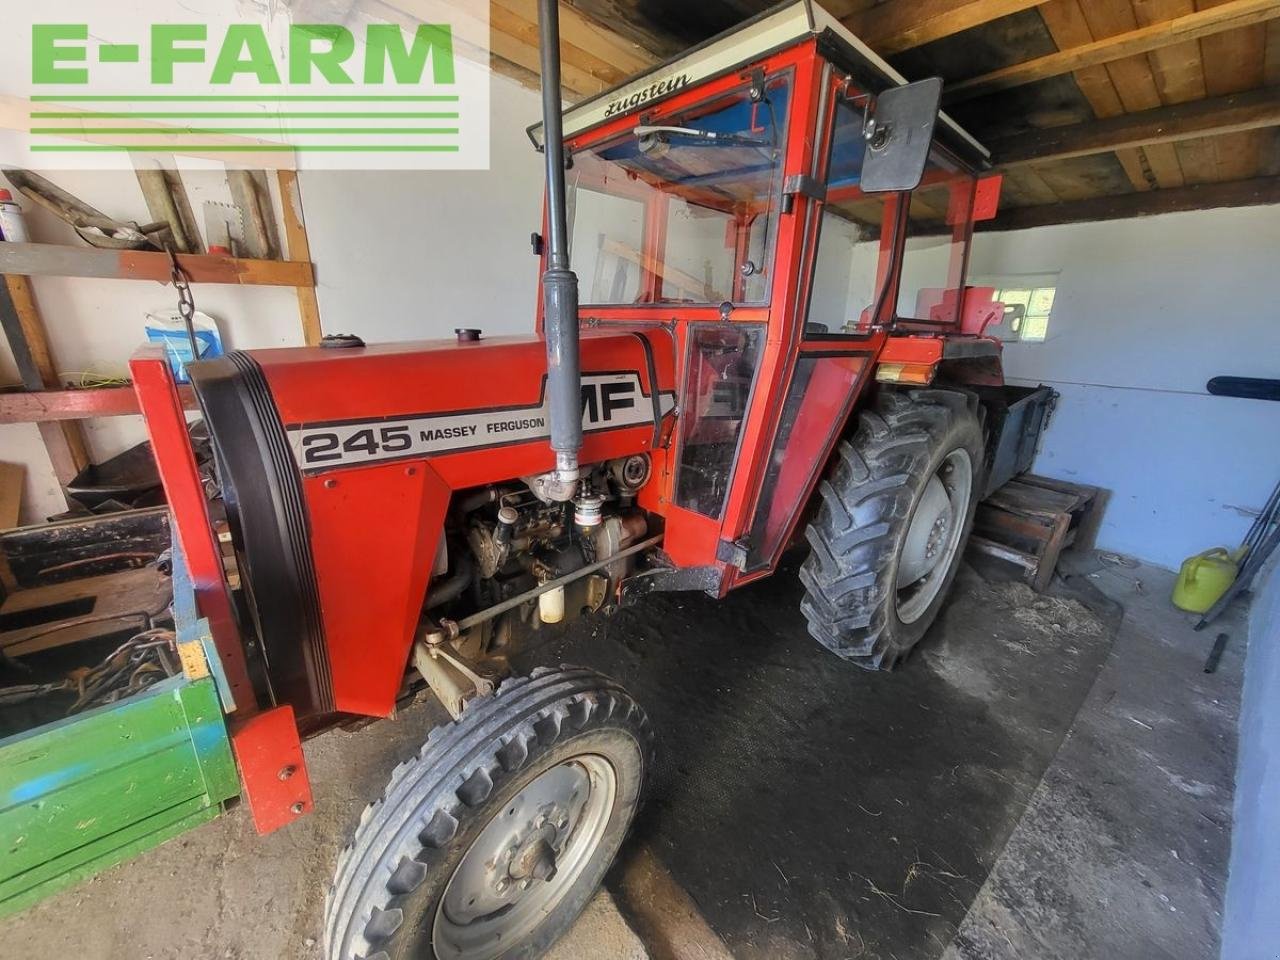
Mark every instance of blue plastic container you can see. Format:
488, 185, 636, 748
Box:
145, 310, 224, 383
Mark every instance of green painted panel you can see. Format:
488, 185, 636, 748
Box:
176, 676, 240, 804
3, 740, 206, 875
0, 799, 219, 916
0, 676, 238, 915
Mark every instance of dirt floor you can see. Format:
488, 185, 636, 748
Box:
526, 557, 1124, 960
0, 552, 1244, 960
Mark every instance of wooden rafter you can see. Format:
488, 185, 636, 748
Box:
991, 85, 1280, 162
946, 0, 1280, 100
979, 173, 1280, 227
842, 0, 1050, 54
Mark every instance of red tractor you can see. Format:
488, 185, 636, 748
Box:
131, 2, 1019, 957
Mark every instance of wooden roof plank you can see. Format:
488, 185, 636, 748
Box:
1267, 18, 1280, 81
1196, 0, 1270, 179
492, 0, 656, 76
1079, 0, 1187, 184
947, 0, 1280, 101
1133, 0, 1216, 180
842, 0, 1051, 54
490, 2, 635, 89
1039, 0, 1153, 190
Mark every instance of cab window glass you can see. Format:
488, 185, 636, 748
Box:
674, 325, 764, 519
808, 97, 891, 335
897, 152, 974, 324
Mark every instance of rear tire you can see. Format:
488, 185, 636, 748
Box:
800, 388, 985, 670
325, 667, 652, 960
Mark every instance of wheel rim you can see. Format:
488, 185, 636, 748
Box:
433, 754, 618, 960
895, 448, 973, 625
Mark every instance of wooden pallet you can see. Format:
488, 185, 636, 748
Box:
968, 474, 1102, 591
0, 566, 168, 658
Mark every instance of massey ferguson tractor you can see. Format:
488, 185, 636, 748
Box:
127, 1, 1020, 957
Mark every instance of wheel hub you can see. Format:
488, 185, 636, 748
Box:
504, 818, 563, 888
434, 755, 618, 960
895, 449, 973, 626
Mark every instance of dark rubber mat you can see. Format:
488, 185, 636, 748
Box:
519, 560, 1119, 960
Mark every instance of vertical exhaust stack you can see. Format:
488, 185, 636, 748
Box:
537, 0, 582, 498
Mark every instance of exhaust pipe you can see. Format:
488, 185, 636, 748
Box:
537, 0, 582, 497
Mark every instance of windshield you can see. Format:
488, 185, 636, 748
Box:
566, 74, 791, 307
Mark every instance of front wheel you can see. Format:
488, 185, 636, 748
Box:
800, 388, 985, 670
325, 667, 652, 960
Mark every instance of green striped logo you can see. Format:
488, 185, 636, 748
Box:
14, 6, 489, 169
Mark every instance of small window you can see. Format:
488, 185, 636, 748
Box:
674, 325, 764, 519
992, 286, 1057, 342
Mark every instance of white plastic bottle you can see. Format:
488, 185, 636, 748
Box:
0, 189, 29, 243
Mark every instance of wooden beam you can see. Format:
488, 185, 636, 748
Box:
947, 0, 1280, 100
0, 386, 199, 424
276, 170, 324, 346
0, 243, 314, 288
990, 86, 1280, 163
0, 277, 90, 493
978, 174, 1280, 229
842, 0, 1049, 54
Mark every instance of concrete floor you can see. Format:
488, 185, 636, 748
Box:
947, 558, 1245, 960
0, 552, 1244, 959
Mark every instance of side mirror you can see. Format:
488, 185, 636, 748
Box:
861, 77, 943, 194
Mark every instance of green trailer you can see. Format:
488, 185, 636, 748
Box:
0, 509, 238, 917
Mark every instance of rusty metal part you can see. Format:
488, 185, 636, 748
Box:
412, 637, 499, 719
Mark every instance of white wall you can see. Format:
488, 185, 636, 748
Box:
969, 204, 1280, 570
1224, 551, 1280, 959
1, 73, 545, 525
297, 77, 543, 343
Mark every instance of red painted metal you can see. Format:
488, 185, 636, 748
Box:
230, 705, 315, 835
973, 174, 1004, 221
252, 330, 677, 716
135, 35, 1003, 726
304, 462, 451, 716
130, 347, 255, 714
961, 287, 1005, 336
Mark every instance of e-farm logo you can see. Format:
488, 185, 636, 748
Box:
2, 1, 490, 170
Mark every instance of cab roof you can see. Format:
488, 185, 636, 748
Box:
528, 0, 989, 166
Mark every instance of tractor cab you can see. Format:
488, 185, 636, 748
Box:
529, 0, 1004, 587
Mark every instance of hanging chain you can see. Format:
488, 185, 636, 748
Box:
166, 248, 201, 363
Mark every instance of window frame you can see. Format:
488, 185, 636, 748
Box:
564, 71, 796, 311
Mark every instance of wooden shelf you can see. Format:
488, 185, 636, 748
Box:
0, 242, 314, 288
0, 385, 198, 425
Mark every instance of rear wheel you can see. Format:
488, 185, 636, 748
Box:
326, 667, 652, 960
800, 388, 985, 669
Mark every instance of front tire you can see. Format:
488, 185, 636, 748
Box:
800, 388, 985, 670
325, 667, 652, 960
